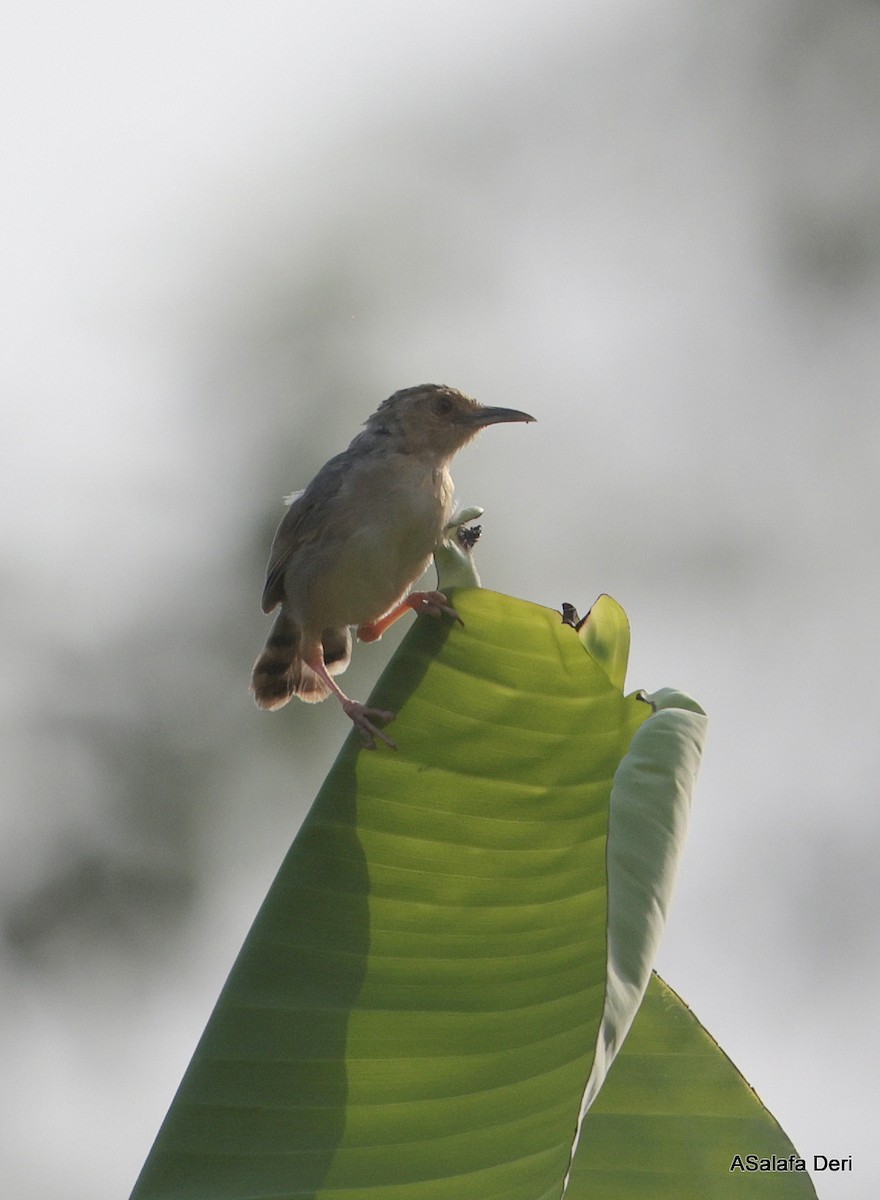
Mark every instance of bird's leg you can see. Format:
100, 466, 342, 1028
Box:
357, 591, 462, 644
303, 649, 397, 750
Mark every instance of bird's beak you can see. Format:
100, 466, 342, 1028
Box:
463, 405, 536, 428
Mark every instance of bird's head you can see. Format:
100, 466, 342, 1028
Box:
367, 384, 535, 458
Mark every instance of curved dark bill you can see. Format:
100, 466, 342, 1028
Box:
466, 405, 536, 427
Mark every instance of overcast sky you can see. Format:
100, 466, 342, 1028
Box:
3, 3, 878, 1198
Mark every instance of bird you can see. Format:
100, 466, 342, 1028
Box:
250, 383, 535, 748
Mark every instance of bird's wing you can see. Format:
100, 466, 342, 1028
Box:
260, 453, 351, 613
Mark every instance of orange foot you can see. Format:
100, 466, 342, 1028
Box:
341, 699, 397, 751
304, 649, 397, 750
358, 591, 463, 643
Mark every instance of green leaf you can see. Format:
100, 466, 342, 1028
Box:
131, 589, 710, 1199
577, 594, 631, 691
434, 506, 484, 589
564, 687, 707, 1187
567, 974, 818, 1199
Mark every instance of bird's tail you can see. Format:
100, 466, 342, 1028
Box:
251, 616, 351, 709
250, 612, 317, 709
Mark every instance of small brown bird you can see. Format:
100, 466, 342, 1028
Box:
251, 384, 535, 748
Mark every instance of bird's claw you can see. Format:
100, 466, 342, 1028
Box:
409, 590, 464, 626
342, 700, 397, 750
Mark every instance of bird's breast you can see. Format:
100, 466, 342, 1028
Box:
305, 457, 453, 629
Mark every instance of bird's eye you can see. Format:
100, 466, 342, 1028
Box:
435, 394, 454, 415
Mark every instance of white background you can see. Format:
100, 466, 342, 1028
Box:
2, 2, 878, 1196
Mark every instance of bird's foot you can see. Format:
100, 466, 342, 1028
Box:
342, 699, 397, 750
357, 590, 463, 644
406, 590, 463, 625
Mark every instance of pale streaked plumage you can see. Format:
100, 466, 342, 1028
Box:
251, 384, 534, 747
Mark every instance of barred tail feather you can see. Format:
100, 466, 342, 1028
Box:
250, 614, 326, 709
251, 617, 352, 709
295, 626, 352, 703
293, 661, 332, 704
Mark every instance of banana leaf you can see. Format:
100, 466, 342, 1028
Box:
567, 972, 817, 1197
130, 587, 805, 1199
